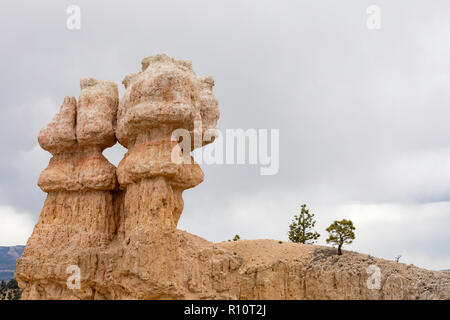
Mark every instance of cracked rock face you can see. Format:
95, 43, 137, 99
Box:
15, 55, 450, 300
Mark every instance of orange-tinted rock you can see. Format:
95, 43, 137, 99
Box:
16, 78, 119, 299
15, 55, 450, 300
38, 96, 77, 154
77, 78, 118, 148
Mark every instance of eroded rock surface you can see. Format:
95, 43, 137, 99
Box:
16, 78, 119, 299
15, 55, 450, 300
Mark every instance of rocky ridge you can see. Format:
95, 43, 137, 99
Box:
15, 54, 450, 300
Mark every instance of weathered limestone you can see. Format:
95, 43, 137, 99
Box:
116, 54, 211, 229
38, 79, 118, 192
106, 55, 213, 298
16, 79, 119, 299
15, 55, 450, 300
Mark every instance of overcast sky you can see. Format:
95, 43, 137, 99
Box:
0, 0, 449, 270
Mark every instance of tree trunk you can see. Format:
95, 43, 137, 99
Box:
337, 244, 342, 255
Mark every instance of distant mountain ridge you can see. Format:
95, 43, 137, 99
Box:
0, 246, 25, 281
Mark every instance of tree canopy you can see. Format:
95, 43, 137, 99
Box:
326, 219, 355, 255
288, 204, 320, 244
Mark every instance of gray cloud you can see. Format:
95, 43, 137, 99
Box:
0, 0, 449, 269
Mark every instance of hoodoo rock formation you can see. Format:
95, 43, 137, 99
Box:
16, 55, 450, 300
16, 78, 120, 299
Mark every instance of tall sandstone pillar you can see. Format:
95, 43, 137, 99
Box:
16, 79, 119, 299
109, 54, 219, 298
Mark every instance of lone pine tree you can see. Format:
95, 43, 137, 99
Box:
288, 204, 320, 244
326, 219, 355, 255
